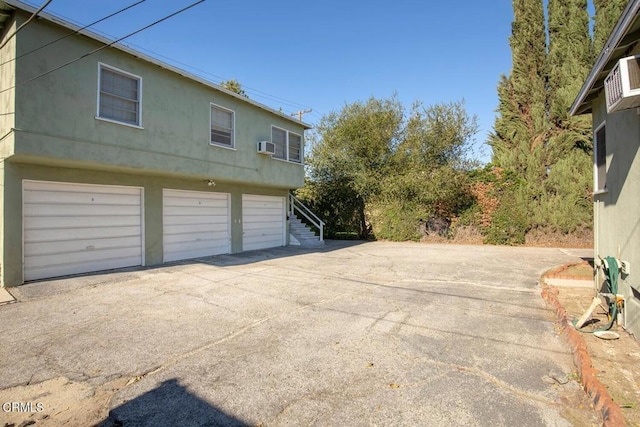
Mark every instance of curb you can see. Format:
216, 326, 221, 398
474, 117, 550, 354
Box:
540, 277, 626, 427
545, 260, 593, 280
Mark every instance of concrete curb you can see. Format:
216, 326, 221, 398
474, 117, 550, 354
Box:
541, 277, 626, 427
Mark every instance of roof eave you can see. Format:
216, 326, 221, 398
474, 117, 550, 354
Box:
0, 0, 312, 129
570, 0, 640, 116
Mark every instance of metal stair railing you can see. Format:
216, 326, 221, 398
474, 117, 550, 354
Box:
289, 193, 324, 242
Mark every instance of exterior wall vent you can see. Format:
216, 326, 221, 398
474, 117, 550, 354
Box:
257, 141, 276, 155
605, 54, 640, 113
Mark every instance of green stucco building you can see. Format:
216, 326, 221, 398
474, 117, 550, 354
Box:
571, 0, 640, 338
0, 0, 311, 286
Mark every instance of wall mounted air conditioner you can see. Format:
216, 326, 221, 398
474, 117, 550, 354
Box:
257, 141, 276, 155
605, 54, 640, 113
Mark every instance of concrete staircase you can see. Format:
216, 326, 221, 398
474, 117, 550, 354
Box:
289, 215, 325, 247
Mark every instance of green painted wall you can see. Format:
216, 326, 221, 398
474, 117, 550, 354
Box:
11, 11, 306, 189
1, 161, 290, 286
592, 93, 640, 337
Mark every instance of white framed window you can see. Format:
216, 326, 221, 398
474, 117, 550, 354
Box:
271, 126, 303, 163
210, 104, 235, 148
271, 126, 287, 160
288, 132, 302, 163
97, 63, 142, 127
594, 122, 607, 193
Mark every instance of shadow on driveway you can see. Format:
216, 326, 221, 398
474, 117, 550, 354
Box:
98, 378, 249, 427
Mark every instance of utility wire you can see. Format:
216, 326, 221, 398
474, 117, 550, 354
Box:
1, 0, 206, 94
0, 0, 52, 50
0, 0, 147, 67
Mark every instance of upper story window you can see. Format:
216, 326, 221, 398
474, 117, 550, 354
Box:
271, 126, 303, 163
97, 63, 142, 127
594, 122, 607, 193
210, 104, 235, 148
288, 132, 302, 163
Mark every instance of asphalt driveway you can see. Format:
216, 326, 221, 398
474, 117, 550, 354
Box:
0, 241, 599, 426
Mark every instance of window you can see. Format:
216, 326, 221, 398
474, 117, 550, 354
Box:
272, 126, 287, 160
210, 104, 235, 148
271, 126, 303, 163
288, 132, 302, 163
594, 123, 607, 193
97, 63, 141, 126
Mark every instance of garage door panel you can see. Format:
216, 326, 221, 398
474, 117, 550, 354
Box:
164, 193, 228, 207
24, 191, 141, 206
25, 236, 142, 257
23, 181, 144, 282
24, 203, 141, 217
25, 246, 142, 270
25, 257, 141, 282
25, 226, 141, 243
162, 223, 224, 235
163, 206, 228, 218
163, 215, 227, 227
163, 189, 230, 262
243, 220, 285, 230
242, 195, 285, 251
163, 229, 229, 245
25, 215, 141, 229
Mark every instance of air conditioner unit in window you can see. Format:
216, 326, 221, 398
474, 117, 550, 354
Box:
257, 141, 276, 155
605, 54, 640, 113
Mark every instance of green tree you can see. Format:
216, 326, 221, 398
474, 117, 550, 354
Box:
488, 0, 548, 242
303, 96, 404, 238
543, 0, 593, 232
220, 79, 248, 98
301, 97, 478, 241
490, 0, 547, 172
371, 101, 478, 240
593, 0, 628, 54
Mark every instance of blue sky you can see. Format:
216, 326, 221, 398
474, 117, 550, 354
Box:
23, 1, 534, 162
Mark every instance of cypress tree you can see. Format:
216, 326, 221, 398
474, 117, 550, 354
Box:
541, 0, 593, 232
488, 0, 548, 242
594, 0, 628, 54
490, 0, 547, 171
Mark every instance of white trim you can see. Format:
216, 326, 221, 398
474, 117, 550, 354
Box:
270, 125, 304, 164
271, 125, 288, 160
94, 116, 144, 130
288, 130, 303, 164
97, 62, 143, 127
209, 102, 235, 149
593, 121, 607, 193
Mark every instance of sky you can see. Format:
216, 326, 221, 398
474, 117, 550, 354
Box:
21, 0, 523, 163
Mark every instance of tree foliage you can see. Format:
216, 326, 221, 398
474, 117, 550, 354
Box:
220, 79, 249, 98
487, 0, 595, 243
300, 97, 478, 240
593, 0, 628, 54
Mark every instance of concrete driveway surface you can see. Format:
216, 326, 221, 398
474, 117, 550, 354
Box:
0, 241, 599, 426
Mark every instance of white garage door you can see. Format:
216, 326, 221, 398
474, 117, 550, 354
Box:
23, 180, 143, 281
163, 189, 230, 262
242, 194, 285, 251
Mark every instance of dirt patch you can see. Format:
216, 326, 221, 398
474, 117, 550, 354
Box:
0, 377, 127, 426
544, 265, 640, 427
526, 227, 594, 248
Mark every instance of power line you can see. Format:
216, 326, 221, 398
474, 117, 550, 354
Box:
0, 0, 52, 50
1, 0, 206, 94
0, 0, 147, 68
